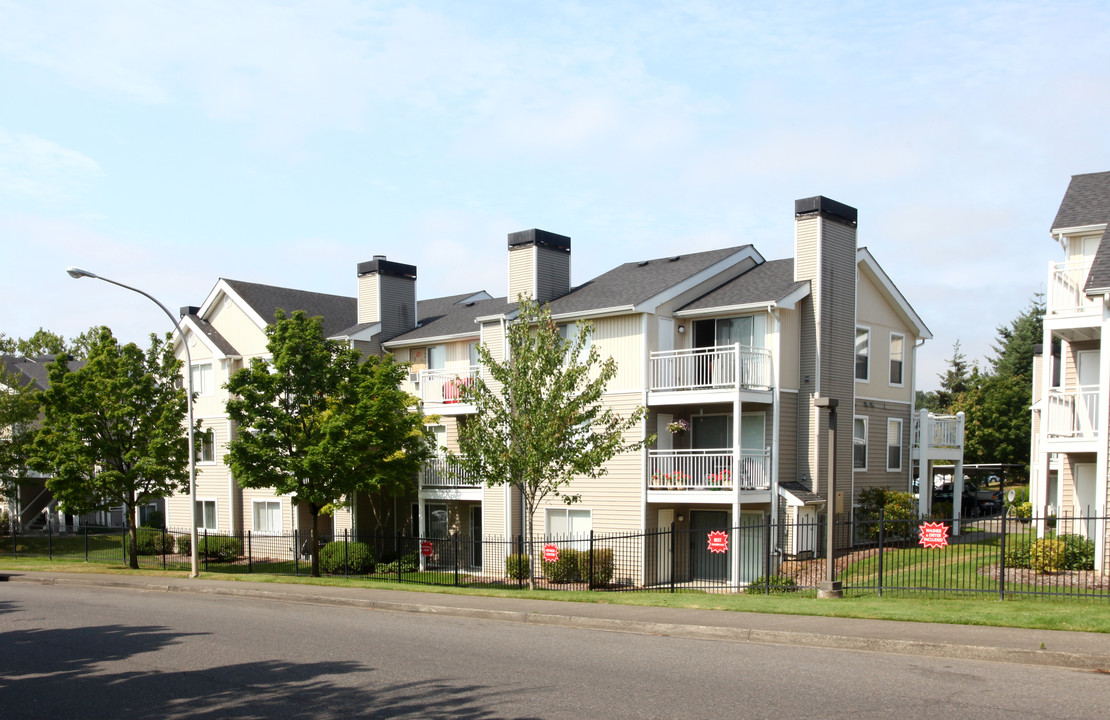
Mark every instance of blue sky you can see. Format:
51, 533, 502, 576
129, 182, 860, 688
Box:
2, 1, 1109, 391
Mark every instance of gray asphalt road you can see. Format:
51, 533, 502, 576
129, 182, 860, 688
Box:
2, 583, 1107, 719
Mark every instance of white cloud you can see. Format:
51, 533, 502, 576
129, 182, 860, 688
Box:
0, 128, 100, 202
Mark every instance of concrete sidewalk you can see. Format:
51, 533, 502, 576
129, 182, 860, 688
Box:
5, 569, 1110, 672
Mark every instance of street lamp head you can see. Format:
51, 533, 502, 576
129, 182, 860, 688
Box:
66, 266, 97, 280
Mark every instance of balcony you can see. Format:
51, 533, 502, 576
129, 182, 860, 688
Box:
420, 456, 483, 500
648, 345, 772, 405
911, 411, 964, 462
1046, 386, 1099, 441
412, 366, 479, 415
647, 448, 771, 496
1048, 260, 1100, 317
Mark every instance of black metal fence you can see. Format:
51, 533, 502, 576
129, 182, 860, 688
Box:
2, 511, 1107, 600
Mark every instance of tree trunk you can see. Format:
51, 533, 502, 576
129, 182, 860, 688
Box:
125, 495, 139, 570
310, 505, 320, 577
525, 500, 535, 591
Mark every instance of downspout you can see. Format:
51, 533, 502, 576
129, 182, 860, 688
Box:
911, 337, 926, 493
770, 307, 782, 561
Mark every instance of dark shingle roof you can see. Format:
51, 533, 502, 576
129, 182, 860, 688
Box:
1, 355, 84, 391
545, 246, 752, 316
1085, 241, 1110, 294
387, 292, 507, 344
677, 259, 806, 312
183, 314, 240, 356
1052, 171, 1110, 231
222, 279, 356, 337
779, 481, 824, 506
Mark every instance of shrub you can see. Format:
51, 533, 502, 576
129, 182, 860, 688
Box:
135, 527, 175, 555
318, 541, 374, 575
1011, 502, 1033, 522
857, 488, 917, 540
177, 534, 243, 562
378, 550, 419, 574
543, 548, 581, 583
140, 510, 165, 529
1030, 538, 1065, 573
932, 502, 953, 521
1059, 534, 1095, 571
1004, 539, 1032, 568
505, 553, 530, 580
585, 548, 615, 586
746, 575, 798, 594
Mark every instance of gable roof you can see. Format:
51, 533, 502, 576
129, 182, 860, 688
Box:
386, 292, 507, 346
1084, 241, 1110, 295
545, 245, 760, 317
1052, 171, 1110, 232
1, 355, 84, 391
856, 248, 932, 340
676, 259, 809, 314
218, 279, 357, 337
180, 314, 240, 357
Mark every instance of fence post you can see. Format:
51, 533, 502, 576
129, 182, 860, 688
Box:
588, 530, 595, 590
453, 532, 459, 587
294, 529, 299, 576
518, 535, 524, 589
396, 531, 402, 583
48, 521, 52, 560
122, 527, 127, 564
84, 525, 88, 562
763, 518, 771, 593
10, 521, 16, 560
999, 507, 1007, 601
670, 521, 676, 594
161, 526, 166, 570
203, 528, 209, 572
877, 506, 885, 598
248, 531, 253, 574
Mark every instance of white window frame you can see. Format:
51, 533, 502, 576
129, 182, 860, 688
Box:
191, 362, 214, 397
558, 322, 593, 365
855, 327, 870, 382
886, 418, 903, 472
195, 498, 218, 531
251, 499, 283, 535
853, 416, 868, 471
196, 428, 216, 463
889, 332, 905, 387
545, 507, 592, 549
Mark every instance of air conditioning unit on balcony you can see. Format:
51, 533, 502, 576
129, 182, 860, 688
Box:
409, 373, 420, 384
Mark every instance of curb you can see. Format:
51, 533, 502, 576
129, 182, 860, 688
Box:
10, 574, 1110, 672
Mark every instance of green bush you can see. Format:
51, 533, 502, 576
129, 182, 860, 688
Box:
1011, 502, 1033, 521
585, 548, 615, 586
746, 575, 798, 594
1059, 534, 1095, 571
932, 502, 953, 520
539, 548, 615, 585
140, 510, 165, 529
177, 534, 243, 562
135, 527, 175, 555
542, 548, 581, 583
378, 550, 419, 574
318, 541, 374, 575
1030, 538, 1065, 573
505, 553, 530, 580
1004, 539, 1032, 568
857, 488, 917, 540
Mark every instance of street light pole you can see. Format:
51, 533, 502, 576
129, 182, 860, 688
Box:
814, 396, 842, 599
66, 266, 200, 578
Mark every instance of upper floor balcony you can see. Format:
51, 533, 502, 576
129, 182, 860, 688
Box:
419, 455, 483, 500
1045, 385, 1099, 443
647, 447, 771, 503
1048, 260, 1100, 318
648, 344, 773, 406
411, 366, 479, 415
911, 411, 965, 462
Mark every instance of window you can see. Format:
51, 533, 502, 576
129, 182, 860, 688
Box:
853, 417, 868, 470
425, 503, 448, 538
196, 428, 215, 463
430, 425, 447, 455
428, 345, 446, 370
195, 499, 217, 530
191, 363, 214, 396
558, 322, 592, 364
855, 328, 870, 381
889, 334, 904, 386
252, 500, 282, 534
468, 341, 480, 367
886, 418, 902, 471
546, 507, 591, 547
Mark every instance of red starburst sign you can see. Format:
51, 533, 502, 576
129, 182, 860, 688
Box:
420, 540, 434, 557
919, 522, 949, 549
543, 544, 559, 562
707, 530, 729, 554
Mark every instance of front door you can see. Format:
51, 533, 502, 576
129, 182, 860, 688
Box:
690, 510, 730, 582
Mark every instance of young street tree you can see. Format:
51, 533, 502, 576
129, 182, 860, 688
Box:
29, 328, 190, 568
225, 310, 432, 577
454, 297, 651, 589
0, 362, 43, 513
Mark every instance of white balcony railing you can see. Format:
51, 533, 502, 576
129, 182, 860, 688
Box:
1049, 260, 1099, 316
415, 366, 480, 406
648, 448, 771, 490
912, 411, 965, 450
649, 344, 772, 393
421, 456, 483, 488
1046, 385, 1100, 439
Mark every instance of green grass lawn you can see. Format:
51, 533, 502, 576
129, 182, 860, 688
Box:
3, 554, 1108, 633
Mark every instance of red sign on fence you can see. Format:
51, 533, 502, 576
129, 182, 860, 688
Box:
707, 530, 729, 554
420, 540, 434, 557
919, 522, 949, 549
543, 544, 560, 562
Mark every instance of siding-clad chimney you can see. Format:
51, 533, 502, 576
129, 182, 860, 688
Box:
507, 229, 571, 303
356, 256, 417, 341
793, 196, 858, 503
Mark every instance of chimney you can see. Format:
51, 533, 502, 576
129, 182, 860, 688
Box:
506, 229, 571, 303
793, 196, 858, 500
356, 256, 417, 341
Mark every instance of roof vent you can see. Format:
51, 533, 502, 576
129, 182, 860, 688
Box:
669, 256, 681, 262
638, 261, 649, 267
